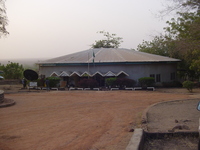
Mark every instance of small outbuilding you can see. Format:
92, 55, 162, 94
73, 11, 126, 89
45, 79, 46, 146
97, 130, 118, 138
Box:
38, 48, 180, 87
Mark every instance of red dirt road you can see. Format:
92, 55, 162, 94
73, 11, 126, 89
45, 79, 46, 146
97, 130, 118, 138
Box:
0, 90, 192, 150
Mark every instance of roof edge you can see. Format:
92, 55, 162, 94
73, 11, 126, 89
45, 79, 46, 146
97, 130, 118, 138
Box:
38, 61, 180, 66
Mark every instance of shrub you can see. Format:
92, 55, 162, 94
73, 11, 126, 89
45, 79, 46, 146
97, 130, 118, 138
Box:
138, 77, 155, 87
37, 78, 45, 87
78, 78, 98, 89
162, 81, 182, 87
105, 78, 117, 87
46, 77, 60, 87
115, 78, 136, 88
182, 80, 194, 92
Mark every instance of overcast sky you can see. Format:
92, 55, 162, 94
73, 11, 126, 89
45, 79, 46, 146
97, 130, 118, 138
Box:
1, 0, 171, 60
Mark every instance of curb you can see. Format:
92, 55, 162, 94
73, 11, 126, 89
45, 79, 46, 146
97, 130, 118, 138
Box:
126, 129, 199, 150
126, 128, 144, 150
127, 99, 200, 150
141, 98, 200, 131
0, 98, 16, 108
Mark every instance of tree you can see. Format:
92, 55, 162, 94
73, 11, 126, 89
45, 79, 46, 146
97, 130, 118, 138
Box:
160, 0, 200, 16
165, 11, 200, 78
137, 35, 173, 57
0, 0, 9, 37
0, 62, 24, 79
91, 31, 123, 48
137, 3, 200, 80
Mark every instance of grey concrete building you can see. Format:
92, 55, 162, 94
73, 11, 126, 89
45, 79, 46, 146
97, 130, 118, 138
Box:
38, 48, 180, 87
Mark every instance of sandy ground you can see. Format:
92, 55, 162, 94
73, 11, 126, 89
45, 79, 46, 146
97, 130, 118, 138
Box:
0, 85, 199, 150
143, 88, 200, 150
146, 99, 200, 133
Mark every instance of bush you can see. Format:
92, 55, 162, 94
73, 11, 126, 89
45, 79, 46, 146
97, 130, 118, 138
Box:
37, 78, 45, 87
115, 78, 136, 88
78, 78, 98, 89
182, 80, 194, 92
46, 77, 60, 87
138, 77, 155, 87
162, 81, 182, 87
105, 78, 117, 87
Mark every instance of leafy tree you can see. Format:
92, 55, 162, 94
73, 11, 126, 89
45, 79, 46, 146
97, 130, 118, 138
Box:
0, 0, 9, 37
0, 62, 24, 79
160, 0, 200, 16
137, 2, 200, 80
91, 31, 123, 48
164, 11, 200, 79
137, 0, 200, 80
137, 35, 174, 57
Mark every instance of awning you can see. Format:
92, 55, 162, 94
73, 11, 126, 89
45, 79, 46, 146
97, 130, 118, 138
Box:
104, 71, 116, 77
50, 71, 129, 77
81, 71, 92, 77
60, 71, 72, 77
50, 72, 59, 77
70, 71, 82, 77
117, 71, 129, 76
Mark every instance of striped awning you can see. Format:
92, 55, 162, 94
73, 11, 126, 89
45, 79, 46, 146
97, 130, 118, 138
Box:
50, 71, 129, 77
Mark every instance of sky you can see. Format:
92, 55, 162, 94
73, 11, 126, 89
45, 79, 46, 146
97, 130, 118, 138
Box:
1, 0, 172, 60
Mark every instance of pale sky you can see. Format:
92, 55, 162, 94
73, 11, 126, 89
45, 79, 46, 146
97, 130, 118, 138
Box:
1, 0, 170, 60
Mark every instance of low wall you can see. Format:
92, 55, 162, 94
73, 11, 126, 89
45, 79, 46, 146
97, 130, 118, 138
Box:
126, 128, 145, 150
0, 90, 4, 103
0, 79, 21, 85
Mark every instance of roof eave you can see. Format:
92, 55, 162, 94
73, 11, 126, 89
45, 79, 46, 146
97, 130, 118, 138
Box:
38, 60, 180, 66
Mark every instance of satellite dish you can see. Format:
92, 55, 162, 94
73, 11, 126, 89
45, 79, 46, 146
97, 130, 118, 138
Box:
23, 69, 38, 81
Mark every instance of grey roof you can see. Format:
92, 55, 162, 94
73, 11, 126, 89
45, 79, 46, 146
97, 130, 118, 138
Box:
39, 48, 180, 64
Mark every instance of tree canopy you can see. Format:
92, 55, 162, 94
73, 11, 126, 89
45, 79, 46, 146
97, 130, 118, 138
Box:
137, 0, 200, 80
160, 0, 200, 16
91, 31, 123, 48
0, 0, 8, 37
0, 62, 24, 79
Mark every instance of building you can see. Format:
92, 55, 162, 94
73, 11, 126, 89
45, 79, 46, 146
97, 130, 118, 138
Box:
38, 48, 180, 87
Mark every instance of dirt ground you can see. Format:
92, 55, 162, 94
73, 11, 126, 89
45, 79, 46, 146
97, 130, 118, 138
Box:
144, 91, 200, 150
146, 98, 200, 133
0, 85, 200, 150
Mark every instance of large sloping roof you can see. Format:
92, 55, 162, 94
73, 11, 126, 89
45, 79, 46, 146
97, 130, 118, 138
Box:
39, 48, 180, 64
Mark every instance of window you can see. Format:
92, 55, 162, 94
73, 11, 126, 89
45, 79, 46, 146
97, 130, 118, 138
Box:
150, 74, 155, 82
150, 74, 161, 82
170, 72, 176, 80
150, 74, 155, 78
156, 74, 161, 82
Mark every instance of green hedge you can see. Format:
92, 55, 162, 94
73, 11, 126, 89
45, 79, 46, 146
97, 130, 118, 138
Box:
138, 77, 155, 87
46, 77, 60, 87
105, 78, 117, 87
